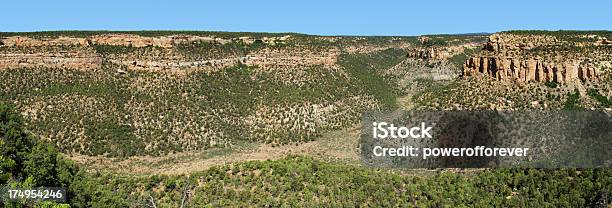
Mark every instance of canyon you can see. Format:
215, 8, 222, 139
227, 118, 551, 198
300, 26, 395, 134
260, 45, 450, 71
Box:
1, 31, 610, 159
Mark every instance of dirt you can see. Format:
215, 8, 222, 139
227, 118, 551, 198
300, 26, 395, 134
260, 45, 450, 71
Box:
70, 125, 363, 175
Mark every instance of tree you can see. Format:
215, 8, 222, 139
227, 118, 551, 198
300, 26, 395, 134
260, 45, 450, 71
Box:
0, 103, 78, 207
0, 103, 34, 183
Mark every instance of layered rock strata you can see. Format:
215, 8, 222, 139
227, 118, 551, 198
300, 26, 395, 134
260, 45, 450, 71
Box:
0, 34, 292, 48
0, 52, 101, 70
463, 33, 609, 83
463, 56, 598, 83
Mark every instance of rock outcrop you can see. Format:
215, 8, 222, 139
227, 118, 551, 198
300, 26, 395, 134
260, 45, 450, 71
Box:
0, 34, 292, 49
463, 33, 609, 83
406, 47, 446, 59
0, 36, 89, 47
0, 34, 306, 72
463, 56, 598, 83
0, 52, 101, 70
89, 34, 174, 48
243, 48, 339, 68
483, 34, 559, 51
407, 43, 479, 60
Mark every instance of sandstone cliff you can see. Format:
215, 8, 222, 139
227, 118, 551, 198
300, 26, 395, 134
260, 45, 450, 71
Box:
463, 56, 598, 83
406, 37, 480, 60
0, 34, 292, 48
0, 34, 334, 73
463, 32, 610, 83
0, 52, 101, 70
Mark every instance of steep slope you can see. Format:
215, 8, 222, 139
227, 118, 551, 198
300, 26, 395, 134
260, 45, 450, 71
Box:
415, 31, 612, 110
0, 32, 420, 158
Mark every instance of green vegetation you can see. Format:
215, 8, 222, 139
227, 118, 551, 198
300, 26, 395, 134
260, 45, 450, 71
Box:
420, 35, 487, 47
422, 38, 450, 47
449, 47, 477, 69
0, 30, 302, 38
2, 101, 611, 207
1, 103, 76, 207
187, 157, 611, 207
412, 76, 596, 110
338, 48, 407, 108
84, 119, 143, 157
42, 155, 612, 207
588, 88, 612, 107
413, 80, 462, 108
504, 30, 612, 40
499, 30, 612, 59
93, 45, 149, 55
0, 103, 140, 207
175, 41, 265, 60
563, 89, 583, 110
527, 44, 612, 58
544, 81, 559, 88
2, 30, 611, 207
0, 46, 408, 157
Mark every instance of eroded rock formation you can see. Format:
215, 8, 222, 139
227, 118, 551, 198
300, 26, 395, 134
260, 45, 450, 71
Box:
0, 36, 89, 47
0, 34, 292, 48
463, 56, 598, 83
0, 52, 101, 70
463, 33, 610, 83
407, 42, 479, 60
0, 34, 328, 73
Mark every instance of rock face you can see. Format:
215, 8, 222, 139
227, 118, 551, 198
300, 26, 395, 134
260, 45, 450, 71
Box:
0, 53, 101, 70
406, 44, 476, 60
244, 48, 339, 68
0, 34, 292, 48
483, 33, 559, 51
0, 34, 300, 72
407, 47, 446, 59
89, 34, 174, 48
463, 33, 609, 83
463, 56, 598, 83
0, 36, 89, 47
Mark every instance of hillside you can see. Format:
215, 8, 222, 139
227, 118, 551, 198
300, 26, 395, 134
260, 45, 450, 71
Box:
416, 31, 612, 110
1, 30, 611, 207
0, 32, 486, 158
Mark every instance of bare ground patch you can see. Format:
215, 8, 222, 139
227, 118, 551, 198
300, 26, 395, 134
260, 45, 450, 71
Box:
70, 125, 362, 175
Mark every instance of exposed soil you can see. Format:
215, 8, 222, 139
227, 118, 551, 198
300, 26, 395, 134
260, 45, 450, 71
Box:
70, 124, 363, 175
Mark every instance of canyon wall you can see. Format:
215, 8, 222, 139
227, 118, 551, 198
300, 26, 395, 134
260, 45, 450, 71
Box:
406, 42, 479, 60
0, 34, 292, 48
463, 56, 598, 83
0, 53, 101, 70
463, 33, 609, 83
0, 34, 337, 73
